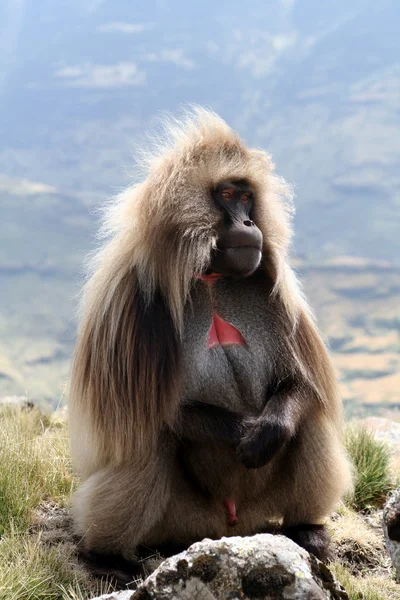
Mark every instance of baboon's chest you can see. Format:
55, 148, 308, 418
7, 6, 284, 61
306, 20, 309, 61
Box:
181, 272, 282, 412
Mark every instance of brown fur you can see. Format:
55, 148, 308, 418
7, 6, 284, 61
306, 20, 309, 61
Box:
69, 107, 352, 565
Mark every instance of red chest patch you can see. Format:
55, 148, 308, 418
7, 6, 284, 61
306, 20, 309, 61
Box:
208, 312, 245, 348
197, 273, 246, 349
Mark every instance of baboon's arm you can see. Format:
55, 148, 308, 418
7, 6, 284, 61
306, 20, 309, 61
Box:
175, 401, 244, 446
237, 377, 308, 469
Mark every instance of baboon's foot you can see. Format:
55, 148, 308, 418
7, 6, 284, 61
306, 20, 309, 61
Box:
282, 523, 331, 562
79, 549, 143, 590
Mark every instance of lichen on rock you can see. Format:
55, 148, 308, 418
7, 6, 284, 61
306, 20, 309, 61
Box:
383, 486, 400, 582
112, 534, 349, 600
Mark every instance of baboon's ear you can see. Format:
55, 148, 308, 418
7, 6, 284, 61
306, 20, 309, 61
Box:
73, 269, 182, 459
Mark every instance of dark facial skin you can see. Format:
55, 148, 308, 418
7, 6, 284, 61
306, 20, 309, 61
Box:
209, 180, 263, 277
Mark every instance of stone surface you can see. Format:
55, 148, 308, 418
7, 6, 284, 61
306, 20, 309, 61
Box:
383, 486, 400, 582
91, 534, 348, 600
91, 593, 134, 600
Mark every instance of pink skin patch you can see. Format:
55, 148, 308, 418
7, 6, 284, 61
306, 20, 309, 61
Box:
224, 497, 238, 526
208, 313, 246, 348
197, 273, 246, 349
198, 273, 223, 284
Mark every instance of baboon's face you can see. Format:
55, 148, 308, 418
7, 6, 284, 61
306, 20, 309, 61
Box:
209, 179, 263, 278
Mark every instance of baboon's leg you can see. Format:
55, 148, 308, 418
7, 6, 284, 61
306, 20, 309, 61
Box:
279, 417, 352, 561
282, 523, 331, 561
73, 452, 172, 562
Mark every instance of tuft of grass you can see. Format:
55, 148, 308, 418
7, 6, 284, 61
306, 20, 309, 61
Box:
0, 407, 111, 599
344, 425, 395, 511
329, 504, 386, 574
0, 406, 74, 535
0, 531, 111, 600
331, 563, 399, 600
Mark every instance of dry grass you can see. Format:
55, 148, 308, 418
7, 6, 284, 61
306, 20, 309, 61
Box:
329, 505, 388, 576
0, 407, 73, 534
331, 564, 399, 600
0, 407, 110, 600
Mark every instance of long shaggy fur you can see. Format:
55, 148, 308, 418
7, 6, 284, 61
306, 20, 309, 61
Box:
69, 107, 343, 481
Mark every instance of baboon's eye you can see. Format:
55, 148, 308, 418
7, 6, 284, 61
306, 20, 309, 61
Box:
241, 194, 250, 203
221, 189, 233, 201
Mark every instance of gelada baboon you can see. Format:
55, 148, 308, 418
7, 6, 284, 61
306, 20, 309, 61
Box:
69, 108, 352, 582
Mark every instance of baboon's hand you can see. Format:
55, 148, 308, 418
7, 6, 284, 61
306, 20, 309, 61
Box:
236, 415, 292, 469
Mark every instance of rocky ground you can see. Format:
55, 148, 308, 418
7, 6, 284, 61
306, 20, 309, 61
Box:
28, 497, 398, 599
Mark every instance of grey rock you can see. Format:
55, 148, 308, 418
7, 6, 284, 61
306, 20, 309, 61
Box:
91, 534, 348, 600
383, 486, 400, 582
91, 593, 134, 600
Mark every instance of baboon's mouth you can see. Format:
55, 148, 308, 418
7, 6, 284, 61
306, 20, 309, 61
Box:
218, 244, 262, 252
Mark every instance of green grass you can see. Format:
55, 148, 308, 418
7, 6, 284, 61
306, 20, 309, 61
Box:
331, 564, 399, 600
0, 533, 103, 600
0, 407, 73, 535
0, 407, 110, 600
344, 425, 395, 511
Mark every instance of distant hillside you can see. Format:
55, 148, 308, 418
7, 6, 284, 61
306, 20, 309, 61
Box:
299, 259, 400, 418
